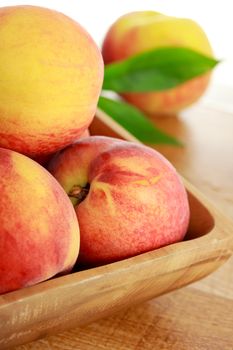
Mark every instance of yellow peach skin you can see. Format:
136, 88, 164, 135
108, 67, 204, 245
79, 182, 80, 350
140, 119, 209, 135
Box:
48, 136, 190, 266
0, 147, 80, 295
102, 11, 213, 116
0, 6, 103, 157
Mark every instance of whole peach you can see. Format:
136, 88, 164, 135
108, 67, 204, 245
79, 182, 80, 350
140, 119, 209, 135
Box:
0, 6, 103, 158
0, 147, 80, 295
48, 136, 190, 266
102, 11, 213, 116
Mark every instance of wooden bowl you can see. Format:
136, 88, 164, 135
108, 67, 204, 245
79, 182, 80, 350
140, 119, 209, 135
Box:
0, 109, 233, 349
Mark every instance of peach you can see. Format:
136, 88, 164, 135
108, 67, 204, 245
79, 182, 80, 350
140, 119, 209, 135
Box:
48, 136, 190, 266
0, 147, 80, 295
102, 11, 213, 116
0, 6, 103, 158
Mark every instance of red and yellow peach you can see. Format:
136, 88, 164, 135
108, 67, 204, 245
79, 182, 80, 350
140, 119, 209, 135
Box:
102, 11, 213, 116
0, 6, 103, 158
0, 147, 80, 294
48, 136, 190, 266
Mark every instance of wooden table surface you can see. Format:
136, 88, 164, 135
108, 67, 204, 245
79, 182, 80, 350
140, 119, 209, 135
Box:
16, 86, 233, 350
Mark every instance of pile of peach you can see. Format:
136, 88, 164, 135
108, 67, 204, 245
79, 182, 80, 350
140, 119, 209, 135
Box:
0, 6, 193, 295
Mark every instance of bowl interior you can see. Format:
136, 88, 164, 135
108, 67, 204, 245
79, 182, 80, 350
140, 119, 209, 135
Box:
185, 190, 215, 240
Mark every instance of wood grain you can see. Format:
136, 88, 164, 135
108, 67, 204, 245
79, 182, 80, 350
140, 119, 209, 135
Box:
6, 87, 233, 349
16, 288, 233, 350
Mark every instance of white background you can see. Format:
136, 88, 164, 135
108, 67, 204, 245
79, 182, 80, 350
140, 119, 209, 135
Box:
1, 0, 233, 107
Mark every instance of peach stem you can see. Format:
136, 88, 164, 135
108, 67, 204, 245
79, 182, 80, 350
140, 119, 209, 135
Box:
68, 184, 90, 204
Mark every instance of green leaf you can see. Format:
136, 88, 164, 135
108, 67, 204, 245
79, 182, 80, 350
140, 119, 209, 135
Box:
103, 47, 219, 93
98, 96, 182, 146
